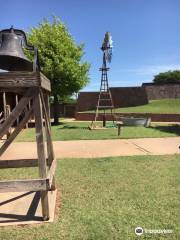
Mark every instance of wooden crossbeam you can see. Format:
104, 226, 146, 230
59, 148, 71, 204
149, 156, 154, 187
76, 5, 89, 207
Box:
0, 158, 52, 169
0, 178, 49, 193
40, 73, 51, 92
0, 159, 38, 168
0, 88, 35, 139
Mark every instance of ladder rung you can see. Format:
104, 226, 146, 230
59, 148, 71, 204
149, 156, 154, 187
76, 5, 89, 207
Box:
100, 92, 111, 94
97, 106, 114, 109
99, 99, 112, 101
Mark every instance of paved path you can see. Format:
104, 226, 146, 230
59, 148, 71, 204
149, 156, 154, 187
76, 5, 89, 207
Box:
0, 137, 180, 159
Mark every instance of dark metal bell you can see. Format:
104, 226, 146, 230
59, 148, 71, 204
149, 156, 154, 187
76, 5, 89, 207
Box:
0, 28, 33, 71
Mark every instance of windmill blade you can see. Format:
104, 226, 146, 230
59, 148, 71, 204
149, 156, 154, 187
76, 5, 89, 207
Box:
109, 49, 113, 62
106, 49, 112, 63
109, 35, 113, 48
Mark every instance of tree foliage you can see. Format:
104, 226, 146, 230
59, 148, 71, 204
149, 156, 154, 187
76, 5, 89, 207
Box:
27, 17, 90, 100
153, 70, 180, 84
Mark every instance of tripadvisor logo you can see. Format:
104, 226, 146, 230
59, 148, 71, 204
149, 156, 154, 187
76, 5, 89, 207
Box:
135, 227, 144, 236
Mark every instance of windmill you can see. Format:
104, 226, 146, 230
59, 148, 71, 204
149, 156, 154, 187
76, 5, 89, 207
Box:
90, 32, 114, 129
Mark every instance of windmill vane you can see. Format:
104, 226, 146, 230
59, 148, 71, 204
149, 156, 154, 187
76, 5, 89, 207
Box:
101, 32, 113, 50
101, 32, 113, 64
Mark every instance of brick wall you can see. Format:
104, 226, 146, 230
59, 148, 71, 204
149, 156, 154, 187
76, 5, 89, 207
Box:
142, 83, 180, 100
76, 92, 99, 112
50, 103, 76, 118
77, 87, 148, 112
76, 112, 180, 122
110, 87, 148, 107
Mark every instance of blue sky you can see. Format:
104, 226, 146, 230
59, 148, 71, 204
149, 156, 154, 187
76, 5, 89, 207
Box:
1, 0, 180, 91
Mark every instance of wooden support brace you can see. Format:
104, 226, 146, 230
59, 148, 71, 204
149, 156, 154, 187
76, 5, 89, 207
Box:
0, 108, 33, 156
0, 88, 34, 139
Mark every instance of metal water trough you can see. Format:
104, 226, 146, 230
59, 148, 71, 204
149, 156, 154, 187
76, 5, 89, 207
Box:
121, 117, 151, 127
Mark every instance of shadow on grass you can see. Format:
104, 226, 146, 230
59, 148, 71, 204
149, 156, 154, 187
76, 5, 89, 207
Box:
51, 122, 64, 126
57, 122, 88, 130
149, 125, 180, 136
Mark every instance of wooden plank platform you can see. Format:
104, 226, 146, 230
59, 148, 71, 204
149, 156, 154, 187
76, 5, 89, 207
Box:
0, 72, 51, 92
0, 190, 57, 226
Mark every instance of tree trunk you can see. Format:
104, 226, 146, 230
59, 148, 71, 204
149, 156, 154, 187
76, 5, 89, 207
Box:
53, 94, 59, 125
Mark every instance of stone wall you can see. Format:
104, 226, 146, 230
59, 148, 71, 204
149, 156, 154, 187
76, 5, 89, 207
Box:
77, 87, 148, 112
142, 83, 180, 100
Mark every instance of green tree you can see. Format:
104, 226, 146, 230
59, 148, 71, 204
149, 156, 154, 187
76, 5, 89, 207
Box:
27, 17, 90, 124
153, 70, 180, 84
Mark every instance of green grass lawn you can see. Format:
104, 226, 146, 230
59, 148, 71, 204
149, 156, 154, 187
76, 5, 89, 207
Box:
0, 155, 179, 239
84, 99, 180, 113
16, 121, 180, 142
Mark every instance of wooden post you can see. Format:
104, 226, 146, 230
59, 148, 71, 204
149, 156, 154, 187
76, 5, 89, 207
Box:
103, 114, 106, 127
3, 92, 6, 119
45, 93, 51, 127
34, 91, 50, 221
41, 91, 56, 190
15, 94, 19, 125
3, 92, 11, 138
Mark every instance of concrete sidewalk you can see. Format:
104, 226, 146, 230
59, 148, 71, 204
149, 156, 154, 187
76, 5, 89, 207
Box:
0, 137, 180, 159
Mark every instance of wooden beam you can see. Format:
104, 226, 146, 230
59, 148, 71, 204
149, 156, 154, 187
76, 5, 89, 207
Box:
40, 73, 51, 92
0, 88, 25, 94
15, 94, 19, 125
0, 159, 38, 168
0, 158, 51, 169
0, 108, 33, 156
0, 88, 35, 139
40, 90, 54, 162
0, 72, 51, 91
0, 72, 40, 88
34, 93, 48, 178
2, 92, 6, 120
0, 178, 49, 193
34, 92, 50, 221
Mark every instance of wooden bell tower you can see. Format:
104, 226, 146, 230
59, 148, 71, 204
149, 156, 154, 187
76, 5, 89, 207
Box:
0, 71, 56, 221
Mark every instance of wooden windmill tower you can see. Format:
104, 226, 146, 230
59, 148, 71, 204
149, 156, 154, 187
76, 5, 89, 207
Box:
90, 32, 114, 129
0, 27, 56, 223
